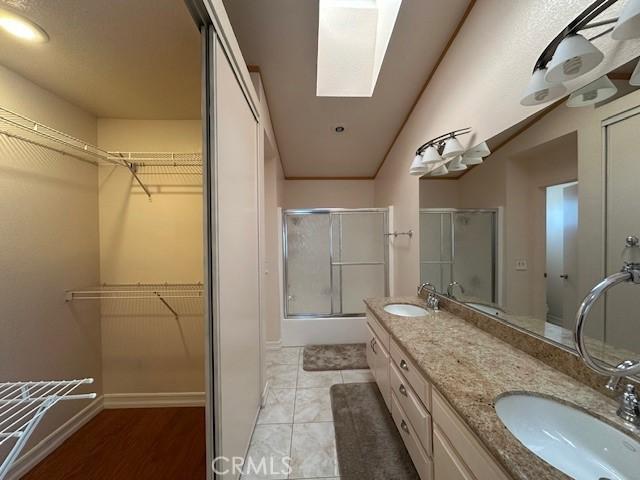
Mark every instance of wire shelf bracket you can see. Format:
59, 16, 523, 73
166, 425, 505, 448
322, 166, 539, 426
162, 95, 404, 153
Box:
65, 283, 204, 320
0, 378, 95, 480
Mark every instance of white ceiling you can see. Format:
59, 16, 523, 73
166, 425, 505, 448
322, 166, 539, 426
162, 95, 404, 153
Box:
0, 0, 201, 119
223, 0, 471, 178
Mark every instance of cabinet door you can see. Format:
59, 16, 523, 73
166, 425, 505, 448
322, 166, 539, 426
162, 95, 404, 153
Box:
433, 427, 474, 480
374, 339, 391, 409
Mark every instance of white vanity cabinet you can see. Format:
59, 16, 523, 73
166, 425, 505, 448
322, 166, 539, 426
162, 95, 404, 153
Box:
366, 309, 512, 480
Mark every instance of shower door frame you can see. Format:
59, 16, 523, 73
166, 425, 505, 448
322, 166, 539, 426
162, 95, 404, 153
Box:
420, 208, 500, 304
282, 208, 389, 319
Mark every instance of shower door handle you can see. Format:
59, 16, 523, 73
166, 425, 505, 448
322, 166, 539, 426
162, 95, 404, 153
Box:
560, 274, 569, 280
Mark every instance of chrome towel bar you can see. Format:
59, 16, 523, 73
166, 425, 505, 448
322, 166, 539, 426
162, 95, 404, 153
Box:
574, 236, 640, 378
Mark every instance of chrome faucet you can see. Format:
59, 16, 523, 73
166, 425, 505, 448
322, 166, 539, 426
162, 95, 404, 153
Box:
606, 361, 640, 426
426, 293, 440, 311
447, 281, 464, 298
417, 282, 435, 296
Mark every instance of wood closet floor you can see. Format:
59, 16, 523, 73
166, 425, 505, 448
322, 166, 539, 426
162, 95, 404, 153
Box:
23, 407, 206, 480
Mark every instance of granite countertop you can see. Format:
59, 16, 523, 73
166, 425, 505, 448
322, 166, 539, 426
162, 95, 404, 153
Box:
364, 296, 640, 480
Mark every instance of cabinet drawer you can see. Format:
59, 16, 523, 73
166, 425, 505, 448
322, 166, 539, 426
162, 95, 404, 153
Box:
390, 362, 432, 455
390, 339, 430, 410
432, 390, 510, 480
391, 393, 434, 480
366, 308, 390, 351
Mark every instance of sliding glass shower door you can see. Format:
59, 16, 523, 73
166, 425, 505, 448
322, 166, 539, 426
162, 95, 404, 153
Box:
284, 209, 388, 317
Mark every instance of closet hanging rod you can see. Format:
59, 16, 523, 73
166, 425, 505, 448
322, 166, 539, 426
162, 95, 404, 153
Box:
65, 283, 204, 300
0, 378, 95, 480
107, 152, 203, 167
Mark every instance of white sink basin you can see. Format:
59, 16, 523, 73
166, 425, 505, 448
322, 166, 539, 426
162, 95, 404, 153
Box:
383, 304, 428, 317
495, 393, 640, 480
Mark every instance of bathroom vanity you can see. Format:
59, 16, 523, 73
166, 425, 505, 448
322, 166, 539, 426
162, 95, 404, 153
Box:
365, 296, 640, 480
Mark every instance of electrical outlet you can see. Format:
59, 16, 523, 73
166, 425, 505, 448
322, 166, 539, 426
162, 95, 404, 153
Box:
515, 259, 528, 271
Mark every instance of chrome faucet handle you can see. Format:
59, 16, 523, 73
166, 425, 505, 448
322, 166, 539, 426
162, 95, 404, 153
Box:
617, 384, 640, 426
606, 360, 638, 391
446, 281, 465, 298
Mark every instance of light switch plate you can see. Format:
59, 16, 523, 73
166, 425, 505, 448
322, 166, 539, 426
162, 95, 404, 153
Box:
515, 259, 528, 271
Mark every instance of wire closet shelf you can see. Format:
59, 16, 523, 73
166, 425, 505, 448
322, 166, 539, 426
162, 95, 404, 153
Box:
0, 378, 95, 480
0, 106, 202, 198
65, 283, 205, 319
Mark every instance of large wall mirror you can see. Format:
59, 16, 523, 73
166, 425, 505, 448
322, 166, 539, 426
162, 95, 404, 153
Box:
419, 56, 640, 373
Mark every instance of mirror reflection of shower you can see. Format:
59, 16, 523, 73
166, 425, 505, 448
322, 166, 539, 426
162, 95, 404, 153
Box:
419, 209, 499, 305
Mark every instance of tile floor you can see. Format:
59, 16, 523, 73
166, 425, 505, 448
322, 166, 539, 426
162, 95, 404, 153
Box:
242, 346, 374, 480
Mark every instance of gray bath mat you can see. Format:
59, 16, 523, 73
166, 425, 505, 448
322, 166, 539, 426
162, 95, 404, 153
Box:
330, 383, 419, 480
303, 343, 368, 371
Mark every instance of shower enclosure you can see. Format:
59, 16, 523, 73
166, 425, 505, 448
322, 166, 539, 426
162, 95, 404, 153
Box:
420, 208, 498, 304
283, 209, 389, 318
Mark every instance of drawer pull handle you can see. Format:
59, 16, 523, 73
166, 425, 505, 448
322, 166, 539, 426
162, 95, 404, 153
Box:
400, 420, 410, 434
371, 338, 377, 354
400, 359, 409, 371
399, 384, 407, 396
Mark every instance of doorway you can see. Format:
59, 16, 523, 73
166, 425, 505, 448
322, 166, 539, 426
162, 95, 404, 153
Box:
545, 181, 578, 328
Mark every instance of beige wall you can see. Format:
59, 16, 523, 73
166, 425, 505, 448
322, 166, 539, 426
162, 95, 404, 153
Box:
375, 0, 640, 296
0, 66, 102, 450
284, 179, 375, 209
419, 180, 459, 208
97, 119, 204, 394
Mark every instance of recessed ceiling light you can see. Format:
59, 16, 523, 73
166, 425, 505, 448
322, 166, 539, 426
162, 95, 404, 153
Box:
0, 8, 48, 43
317, 0, 402, 97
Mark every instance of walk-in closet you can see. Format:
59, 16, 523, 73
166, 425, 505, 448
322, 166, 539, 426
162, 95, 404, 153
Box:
0, 1, 207, 478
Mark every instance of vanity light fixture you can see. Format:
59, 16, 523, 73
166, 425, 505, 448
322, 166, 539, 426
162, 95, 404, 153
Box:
316, 0, 402, 97
0, 8, 48, 43
611, 0, 640, 39
422, 145, 443, 164
430, 163, 449, 176
409, 154, 429, 176
408, 127, 471, 176
461, 154, 483, 166
441, 136, 465, 159
545, 34, 604, 83
521, 0, 640, 107
447, 156, 467, 172
566, 75, 618, 106
465, 141, 491, 157
521, 68, 568, 106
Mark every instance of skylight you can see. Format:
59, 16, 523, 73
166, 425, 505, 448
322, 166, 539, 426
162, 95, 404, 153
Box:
317, 0, 402, 97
